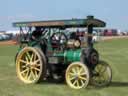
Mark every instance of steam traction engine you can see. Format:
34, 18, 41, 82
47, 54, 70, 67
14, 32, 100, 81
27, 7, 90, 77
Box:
13, 16, 112, 89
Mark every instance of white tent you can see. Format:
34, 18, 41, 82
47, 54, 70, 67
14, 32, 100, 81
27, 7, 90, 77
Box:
6, 30, 20, 35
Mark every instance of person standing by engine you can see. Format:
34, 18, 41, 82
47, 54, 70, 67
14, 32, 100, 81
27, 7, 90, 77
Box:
31, 27, 47, 54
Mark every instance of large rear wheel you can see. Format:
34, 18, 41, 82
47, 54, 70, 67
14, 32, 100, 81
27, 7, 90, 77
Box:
16, 47, 46, 84
65, 62, 90, 89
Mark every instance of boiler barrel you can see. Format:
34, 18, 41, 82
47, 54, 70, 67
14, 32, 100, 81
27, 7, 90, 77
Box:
64, 50, 81, 63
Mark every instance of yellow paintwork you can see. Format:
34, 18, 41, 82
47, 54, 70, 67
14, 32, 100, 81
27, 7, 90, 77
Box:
65, 62, 90, 89
16, 47, 43, 84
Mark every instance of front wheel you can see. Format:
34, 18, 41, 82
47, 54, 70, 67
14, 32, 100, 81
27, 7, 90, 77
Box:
16, 47, 46, 84
65, 62, 90, 89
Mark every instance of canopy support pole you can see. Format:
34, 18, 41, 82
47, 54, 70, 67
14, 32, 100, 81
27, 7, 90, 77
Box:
87, 25, 93, 48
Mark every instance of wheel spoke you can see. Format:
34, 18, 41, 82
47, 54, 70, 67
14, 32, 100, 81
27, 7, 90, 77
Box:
79, 75, 87, 81
25, 69, 30, 79
34, 67, 41, 72
72, 68, 77, 74
72, 80, 77, 85
69, 71, 75, 76
30, 53, 34, 62
80, 72, 86, 76
76, 80, 79, 87
34, 59, 40, 64
97, 64, 102, 71
79, 67, 83, 74
22, 65, 27, 68
80, 79, 85, 86
35, 64, 41, 67
31, 70, 36, 80
28, 71, 32, 80
69, 76, 76, 81
19, 59, 27, 64
25, 56, 29, 62
97, 64, 106, 73
34, 70, 38, 77
33, 53, 37, 61
100, 66, 107, 73
100, 73, 108, 81
21, 68, 29, 74
26, 52, 31, 61
76, 66, 80, 73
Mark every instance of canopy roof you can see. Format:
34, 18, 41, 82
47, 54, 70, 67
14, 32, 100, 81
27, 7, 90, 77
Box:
13, 16, 106, 28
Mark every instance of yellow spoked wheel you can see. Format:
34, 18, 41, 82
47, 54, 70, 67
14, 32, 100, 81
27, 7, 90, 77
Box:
65, 62, 90, 89
16, 47, 46, 84
91, 61, 112, 87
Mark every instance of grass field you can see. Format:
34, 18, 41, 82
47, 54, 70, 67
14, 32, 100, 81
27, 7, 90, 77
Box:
0, 38, 128, 96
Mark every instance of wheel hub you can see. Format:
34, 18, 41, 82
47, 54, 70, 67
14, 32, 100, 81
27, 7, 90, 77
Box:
74, 74, 79, 80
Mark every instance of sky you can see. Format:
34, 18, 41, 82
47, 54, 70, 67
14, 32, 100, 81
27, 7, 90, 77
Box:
0, 0, 128, 31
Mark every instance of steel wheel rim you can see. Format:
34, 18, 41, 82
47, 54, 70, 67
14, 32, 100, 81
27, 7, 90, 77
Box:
16, 47, 43, 83
66, 62, 89, 89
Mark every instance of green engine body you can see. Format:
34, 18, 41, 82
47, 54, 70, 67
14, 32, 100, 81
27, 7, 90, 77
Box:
51, 49, 82, 64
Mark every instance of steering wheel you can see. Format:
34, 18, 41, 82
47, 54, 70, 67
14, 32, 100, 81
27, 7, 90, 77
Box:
51, 32, 67, 49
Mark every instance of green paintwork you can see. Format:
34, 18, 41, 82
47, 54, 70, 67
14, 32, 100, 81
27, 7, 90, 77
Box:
53, 49, 81, 64
64, 49, 81, 62
14, 16, 106, 65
